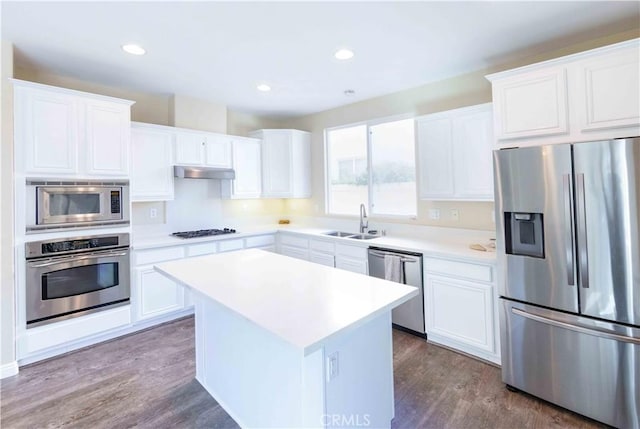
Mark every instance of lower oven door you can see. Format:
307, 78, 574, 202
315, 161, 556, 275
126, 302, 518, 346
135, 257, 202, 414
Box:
26, 248, 131, 326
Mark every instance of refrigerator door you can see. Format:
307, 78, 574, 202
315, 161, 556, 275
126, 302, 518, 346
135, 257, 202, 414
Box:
494, 145, 578, 313
501, 299, 640, 429
573, 137, 640, 325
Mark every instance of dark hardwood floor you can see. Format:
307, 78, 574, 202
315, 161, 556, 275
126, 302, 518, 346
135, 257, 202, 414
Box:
1, 317, 603, 428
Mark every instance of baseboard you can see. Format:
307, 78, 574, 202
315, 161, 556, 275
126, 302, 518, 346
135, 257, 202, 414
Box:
0, 361, 19, 379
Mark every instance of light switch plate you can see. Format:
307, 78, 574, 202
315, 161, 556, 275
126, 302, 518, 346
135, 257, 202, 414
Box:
327, 352, 339, 381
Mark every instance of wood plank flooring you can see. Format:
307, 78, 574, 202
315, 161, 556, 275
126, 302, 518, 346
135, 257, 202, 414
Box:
1, 317, 604, 428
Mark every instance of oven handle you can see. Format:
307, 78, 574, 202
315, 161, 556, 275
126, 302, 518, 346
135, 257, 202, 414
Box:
28, 250, 129, 268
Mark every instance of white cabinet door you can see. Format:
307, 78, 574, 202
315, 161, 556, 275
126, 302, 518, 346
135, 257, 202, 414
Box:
175, 131, 205, 165
309, 251, 335, 267
452, 109, 494, 200
204, 134, 232, 168
417, 117, 454, 199
85, 100, 130, 176
18, 87, 78, 175
136, 266, 185, 320
335, 256, 367, 274
417, 103, 494, 201
425, 273, 495, 354
228, 138, 261, 198
261, 130, 292, 197
130, 125, 174, 201
280, 245, 309, 261
575, 46, 640, 132
492, 67, 569, 140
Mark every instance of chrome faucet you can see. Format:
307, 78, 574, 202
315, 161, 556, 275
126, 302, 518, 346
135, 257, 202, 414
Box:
359, 203, 368, 233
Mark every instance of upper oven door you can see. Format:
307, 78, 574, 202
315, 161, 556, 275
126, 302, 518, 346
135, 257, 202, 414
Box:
25, 248, 131, 325
37, 186, 123, 226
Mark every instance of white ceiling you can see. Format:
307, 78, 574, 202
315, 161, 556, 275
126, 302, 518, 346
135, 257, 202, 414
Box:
2, 1, 639, 117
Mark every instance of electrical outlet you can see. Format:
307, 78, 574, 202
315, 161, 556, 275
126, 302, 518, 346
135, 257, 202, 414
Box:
491, 210, 496, 224
428, 209, 440, 220
149, 208, 158, 219
451, 209, 459, 221
327, 352, 339, 381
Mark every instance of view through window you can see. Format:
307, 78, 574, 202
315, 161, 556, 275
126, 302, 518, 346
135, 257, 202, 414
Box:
326, 118, 416, 216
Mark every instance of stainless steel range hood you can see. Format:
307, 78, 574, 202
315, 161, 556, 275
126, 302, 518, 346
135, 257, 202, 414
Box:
174, 166, 235, 180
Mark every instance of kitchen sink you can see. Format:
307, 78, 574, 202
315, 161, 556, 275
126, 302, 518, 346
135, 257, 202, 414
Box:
324, 231, 356, 237
322, 231, 378, 240
347, 233, 378, 240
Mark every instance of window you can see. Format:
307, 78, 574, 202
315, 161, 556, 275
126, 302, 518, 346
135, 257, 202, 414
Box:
326, 118, 416, 216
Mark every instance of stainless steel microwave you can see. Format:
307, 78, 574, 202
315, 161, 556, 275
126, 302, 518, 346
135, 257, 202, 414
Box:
26, 180, 130, 231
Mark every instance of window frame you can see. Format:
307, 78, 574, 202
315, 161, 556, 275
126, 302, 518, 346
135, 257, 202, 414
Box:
324, 113, 417, 219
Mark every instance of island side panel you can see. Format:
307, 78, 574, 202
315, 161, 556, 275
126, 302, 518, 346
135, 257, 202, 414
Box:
194, 293, 322, 428
323, 311, 394, 429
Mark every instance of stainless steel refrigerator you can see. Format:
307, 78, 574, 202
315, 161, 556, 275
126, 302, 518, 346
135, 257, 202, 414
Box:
494, 137, 639, 429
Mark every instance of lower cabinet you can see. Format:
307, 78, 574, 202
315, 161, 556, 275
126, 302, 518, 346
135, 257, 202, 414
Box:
335, 243, 368, 275
135, 266, 186, 320
309, 250, 335, 267
423, 257, 499, 364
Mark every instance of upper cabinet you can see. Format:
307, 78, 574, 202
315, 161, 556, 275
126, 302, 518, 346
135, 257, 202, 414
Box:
221, 136, 262, 199
417, 103, 494, 201
486, 38, 640, 147
174, 129, 231, 168
13, 79, 134, 178
250, 129, 311, 198
130, 122, 175, 202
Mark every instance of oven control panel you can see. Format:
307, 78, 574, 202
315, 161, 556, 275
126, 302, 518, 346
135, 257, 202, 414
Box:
26, 233, 130, 259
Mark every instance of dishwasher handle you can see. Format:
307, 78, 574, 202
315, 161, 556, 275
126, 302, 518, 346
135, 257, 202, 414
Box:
368, 249, 419, 263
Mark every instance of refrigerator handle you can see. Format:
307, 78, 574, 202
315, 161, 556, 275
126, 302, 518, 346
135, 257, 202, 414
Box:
575, 173, 590, 289
563, 174, 575, 286
512, 308, 639, 345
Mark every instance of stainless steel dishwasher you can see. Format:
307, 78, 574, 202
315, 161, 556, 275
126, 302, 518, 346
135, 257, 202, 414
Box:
368, 247, 425, 337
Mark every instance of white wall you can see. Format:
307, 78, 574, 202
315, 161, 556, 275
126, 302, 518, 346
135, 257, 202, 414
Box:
1, 40, 15, 369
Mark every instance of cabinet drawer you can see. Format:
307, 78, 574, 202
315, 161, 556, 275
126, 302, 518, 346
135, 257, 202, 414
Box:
335, 257, 368, 275
280, 245, 309, 261
310, 251, 335, 267
245, 234, 275, 248
310, 239, 335, 254
186, 242, 217, 257
218, 239, 244, 253
335, 243, 367, 259
424, 257, 492, 283
280, 234, 309, 249
135, 247, 184, 265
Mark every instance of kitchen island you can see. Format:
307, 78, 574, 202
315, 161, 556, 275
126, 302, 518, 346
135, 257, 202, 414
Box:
155, 249, 418, 428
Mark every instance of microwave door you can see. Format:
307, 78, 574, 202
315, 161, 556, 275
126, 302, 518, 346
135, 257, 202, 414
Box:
494, 144, 578, 313
573, 138, 640, 326
39, 187, 104, 225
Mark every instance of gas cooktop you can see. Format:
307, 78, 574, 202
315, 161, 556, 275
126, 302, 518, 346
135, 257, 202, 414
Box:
171, 228, 237, 239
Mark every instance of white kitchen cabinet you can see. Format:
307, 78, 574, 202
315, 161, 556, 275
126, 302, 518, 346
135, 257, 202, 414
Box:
250, 129, 311, 198
13, 79, 133, 177
417, 103, 494, 201
334, 243, 368, 275
423, 257, 499, 364
135, 266, 185, 321
220, 137, 262, 199
174, 129, 231, 168
244, 234, 276, 251
486, 38, 640, 147
130, 122, 175, 201
309, 239, 336, 267
278, 233, 310, 260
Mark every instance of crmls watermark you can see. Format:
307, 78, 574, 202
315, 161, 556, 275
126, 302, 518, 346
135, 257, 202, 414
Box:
321, 413, 371, 427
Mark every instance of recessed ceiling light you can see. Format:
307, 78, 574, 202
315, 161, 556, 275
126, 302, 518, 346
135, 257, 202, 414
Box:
257, 84, 271, 92
335, 48, 354, 60
122, 44, 146, 55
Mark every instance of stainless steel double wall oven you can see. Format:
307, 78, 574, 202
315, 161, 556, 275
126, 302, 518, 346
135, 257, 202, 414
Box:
25, 233, 131, 327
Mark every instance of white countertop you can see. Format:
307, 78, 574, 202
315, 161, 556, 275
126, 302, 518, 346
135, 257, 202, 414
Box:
133, 224, 496, 264
155, 249, 419, 355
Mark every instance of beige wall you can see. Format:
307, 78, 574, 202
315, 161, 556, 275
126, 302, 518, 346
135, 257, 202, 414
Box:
14, 66, 172, 125
1, 40, 15, 367
280, 29, 640, 231
170, 94, 227, 133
